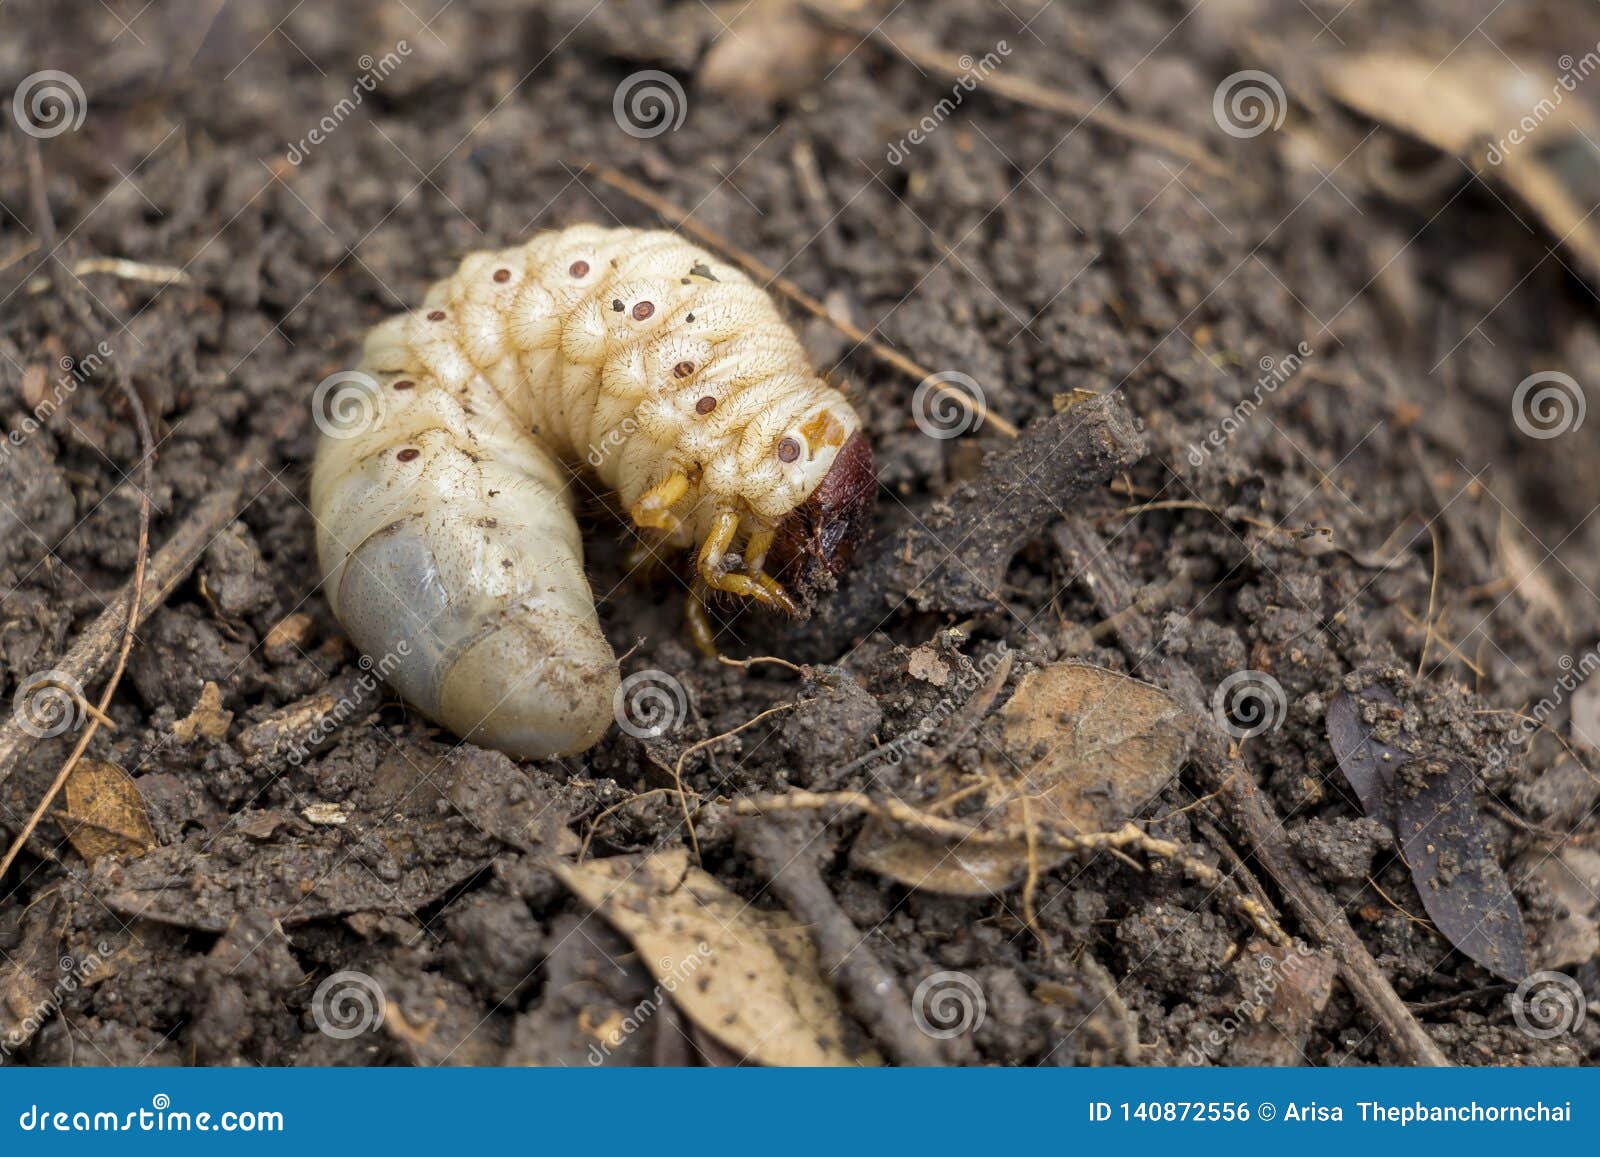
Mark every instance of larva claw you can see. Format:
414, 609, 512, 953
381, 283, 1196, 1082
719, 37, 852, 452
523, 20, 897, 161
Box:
704, 569, 798, 614
694, 510, 799, 614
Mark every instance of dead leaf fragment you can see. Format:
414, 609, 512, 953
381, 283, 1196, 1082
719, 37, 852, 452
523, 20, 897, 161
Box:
263, 612, 315, 663
173, 681, 233, 743
1323, 50, 1600, 286
1326, 686, 1408, 819
907, 644, 950, 687
60, 759, 155, 866
551, 848, 875, 1067
1396, 758, 1528, 981
696, 0, 841, 103
302, 802, 350, 826
852, 663, 1191, 896
990, 663, 1193, 834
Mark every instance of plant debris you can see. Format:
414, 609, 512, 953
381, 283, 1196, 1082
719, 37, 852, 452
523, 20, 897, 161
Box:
551, 848, 878, 1066
58, 759, 155, 867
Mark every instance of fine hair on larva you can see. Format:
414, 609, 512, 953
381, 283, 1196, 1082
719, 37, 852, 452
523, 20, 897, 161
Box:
311, 224, 875, 760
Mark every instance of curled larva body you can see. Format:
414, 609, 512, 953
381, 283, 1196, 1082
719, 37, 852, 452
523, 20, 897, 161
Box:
311, 225, 873, 759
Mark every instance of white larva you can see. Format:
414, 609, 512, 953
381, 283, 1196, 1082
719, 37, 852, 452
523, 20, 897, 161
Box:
311, 225, 874, 760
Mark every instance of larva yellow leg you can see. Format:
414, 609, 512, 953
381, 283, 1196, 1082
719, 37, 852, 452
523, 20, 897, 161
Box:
630, 472, 690, 533
744, 526, 775, 570
697, 510, 799, 613
737, 525, 797, 609
685, 579, 720, 658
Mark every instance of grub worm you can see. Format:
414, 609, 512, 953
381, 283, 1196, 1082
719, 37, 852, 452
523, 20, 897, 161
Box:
311, 225, 874, 759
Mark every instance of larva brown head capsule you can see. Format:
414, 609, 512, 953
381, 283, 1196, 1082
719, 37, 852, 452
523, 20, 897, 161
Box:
768, 430, 876, 595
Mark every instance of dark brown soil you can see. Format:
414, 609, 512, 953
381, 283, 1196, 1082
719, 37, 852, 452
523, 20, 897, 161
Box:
1, 0, 1597, 1067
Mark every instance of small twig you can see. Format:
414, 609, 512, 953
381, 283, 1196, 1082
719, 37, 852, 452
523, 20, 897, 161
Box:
717, 654, 806, 675
0, 451, 265, 793
579, 163, 1019, 438
733, 790, 1282, 941
736, 814, 953, 1065
785, 392, 1145, 659
233, 665, 389, 767
25, 257, 192, 295
1054, 514, 1451, 1066
0, 373, 152, 880
805, 3, 1234, 182
1417, 521, 1443, 678
579, 787, 690, 862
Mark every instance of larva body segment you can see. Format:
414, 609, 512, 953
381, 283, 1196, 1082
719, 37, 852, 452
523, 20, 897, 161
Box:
311, 225, 873, 759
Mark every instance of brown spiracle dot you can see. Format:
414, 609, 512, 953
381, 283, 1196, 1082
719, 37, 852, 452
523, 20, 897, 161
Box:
632, 301, 655, 321
695, 396, 717, 415
673, 360, 695, 379
569, 260, 590, 277
397, 448, 420, 462
777, 436, 801, 463
393, 379, 415, 390
492, 268, 511, 283
427, 310, 446, 321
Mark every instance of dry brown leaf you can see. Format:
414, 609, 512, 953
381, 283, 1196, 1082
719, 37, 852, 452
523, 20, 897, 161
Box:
1323, 51, 1600, 285
60, 759, 155, 866
696, 0, 849, 103
173, 680, 233, 743
551, 848, 875, 1067
852, 821, 1032, 896
992, 663, 1193, 832
853, 663, 1192, 896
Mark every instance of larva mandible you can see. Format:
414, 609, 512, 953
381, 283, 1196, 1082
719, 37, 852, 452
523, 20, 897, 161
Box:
311, 224, 874, 760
